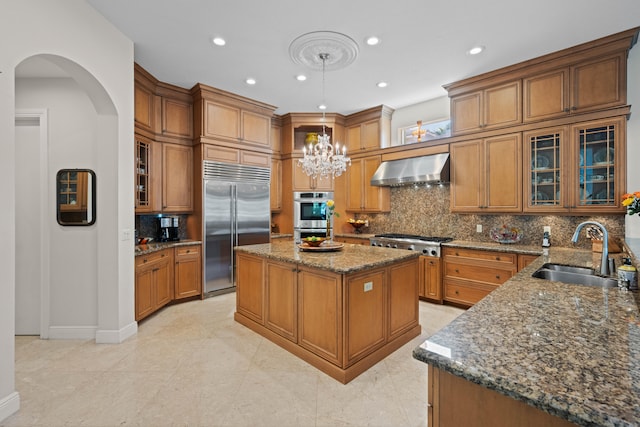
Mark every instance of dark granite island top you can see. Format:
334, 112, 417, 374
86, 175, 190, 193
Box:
234, 239, 419, 274
413, 247, 640, 426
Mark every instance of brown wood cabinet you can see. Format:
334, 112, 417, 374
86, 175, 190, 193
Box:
419, 256, 442, 303
265, 260, 298, 342
523, 117, 626, 214
159, 96, 193, 141
450, 133, 522, 213
236, 252, 265, 324
192, 83, 275, 150
345, 155, 390, 213
345, 269, 386, 365
134, 82, 155, 135
442, 247, 517, 307
270, 158, 282, 211
428, 366, 575, 427
344, 105, 393, 152
174, 245, 201, 299
449, 81, 521, 135
234, 252, 420, 383
135, 249, 173, 321
162, 143, 193, 212
517, 254, 539, 271
523, 53, 626, 123
333, 236, 370, 245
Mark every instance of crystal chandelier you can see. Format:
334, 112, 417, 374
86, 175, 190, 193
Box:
298, 53, 350, 179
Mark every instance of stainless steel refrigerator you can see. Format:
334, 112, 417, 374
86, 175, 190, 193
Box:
203, 161, 270, 295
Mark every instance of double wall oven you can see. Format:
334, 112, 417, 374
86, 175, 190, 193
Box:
293, 191, 333, 243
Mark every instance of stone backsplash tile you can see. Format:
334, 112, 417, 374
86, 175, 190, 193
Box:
353, 185, 625, 249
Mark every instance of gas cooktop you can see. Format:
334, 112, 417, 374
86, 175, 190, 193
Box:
373, 234, 453, 243
369, 234, 453, 257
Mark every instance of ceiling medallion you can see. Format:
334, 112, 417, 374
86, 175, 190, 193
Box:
289, 31, 359, 71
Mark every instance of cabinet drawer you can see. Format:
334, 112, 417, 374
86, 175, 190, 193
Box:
136, 248, 171, 267
443, 247, 516, 266
175, 245, 200, 258
443, 280, 495, 306
444, 262, 514, 285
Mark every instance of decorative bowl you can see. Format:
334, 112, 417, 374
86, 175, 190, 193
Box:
490, 226, 522, 244
303, 236, 326, 247
348, 219, 367, 233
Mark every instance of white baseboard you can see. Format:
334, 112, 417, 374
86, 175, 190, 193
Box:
0, 391, 20, 423
48, 326, 97, 340
95, 321, 137, 344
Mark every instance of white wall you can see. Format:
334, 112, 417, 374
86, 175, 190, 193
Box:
0, 1, 134, 422
390, 96, 450, 146
16, 78, 99, 330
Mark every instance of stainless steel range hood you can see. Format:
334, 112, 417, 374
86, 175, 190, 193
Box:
370, 153, 450, 187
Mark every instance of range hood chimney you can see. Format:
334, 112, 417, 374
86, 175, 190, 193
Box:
370, 153, 450, 187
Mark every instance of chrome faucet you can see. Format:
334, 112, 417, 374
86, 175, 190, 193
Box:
571, 221, 609, 275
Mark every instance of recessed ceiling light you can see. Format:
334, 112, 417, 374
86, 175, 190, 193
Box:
366, 36, 380, 46
376, 81, 388, 88
318, 104, 327, 110
296, 74, 307, 81
468, 45, 484, 55
245, 78, 256, 85
212, 37, 226, 46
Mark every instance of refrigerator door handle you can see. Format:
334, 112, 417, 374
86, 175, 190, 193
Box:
230, 184, 237, 285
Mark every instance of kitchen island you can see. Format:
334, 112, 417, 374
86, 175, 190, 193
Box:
413, 247, 640, 427
234, 240, 421, 383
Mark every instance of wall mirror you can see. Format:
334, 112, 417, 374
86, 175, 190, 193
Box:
56, 169, 96, 226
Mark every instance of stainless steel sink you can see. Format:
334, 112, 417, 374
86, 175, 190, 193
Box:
539, 263, 595, 275
532, 264, 618, 288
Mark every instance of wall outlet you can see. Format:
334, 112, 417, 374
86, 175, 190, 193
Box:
476, 224, 483, 233
121, 228, 132, 241
364, 281, 373, 292
543, 226, 551, 235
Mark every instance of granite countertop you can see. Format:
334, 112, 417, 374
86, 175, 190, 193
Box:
413, 247, 640, 427
135, 240, 202, 256
444, 239, 545, 255
235, 239, 419, 274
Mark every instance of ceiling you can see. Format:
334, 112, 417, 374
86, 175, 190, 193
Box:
43, 1, 640, 115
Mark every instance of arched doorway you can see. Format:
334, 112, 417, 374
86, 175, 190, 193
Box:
14, 54, 119, 340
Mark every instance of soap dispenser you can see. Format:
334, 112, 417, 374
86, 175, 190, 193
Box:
542, 231, 550, 248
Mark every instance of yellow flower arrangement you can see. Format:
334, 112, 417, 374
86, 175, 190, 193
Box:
326, 199, 339, 218
622, 192, 640, 215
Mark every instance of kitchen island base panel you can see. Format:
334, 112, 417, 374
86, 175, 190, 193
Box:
428, 366, 577, 427
235, 310, 420, 384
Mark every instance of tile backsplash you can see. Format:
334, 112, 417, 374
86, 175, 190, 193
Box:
135, 214, 189, 241
347, 185, 625, 249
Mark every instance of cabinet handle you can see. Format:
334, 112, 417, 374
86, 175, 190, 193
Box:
496, 275, 501, 279
495, 256, 501, 261
455, 269, 460, 273
143, 258, 148, 263
571, 106, 577, 111
455, 252, 459, 256
455, 290, 459, 295
186, 249, 191, 253
564, 108, 570, 113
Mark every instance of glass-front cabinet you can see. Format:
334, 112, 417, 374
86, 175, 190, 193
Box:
524, 117, 626, 214
135, 138, 152, 212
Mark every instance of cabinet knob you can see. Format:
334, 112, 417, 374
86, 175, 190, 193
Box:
571, 106, 577, 111
455, 290, 459, 295
496, 275, 501, 279
564, 108, 570, 113
186, 249, 191, 253
455, 252, 459, 256
496, 256, 501, 261
143, 258, 148, 263
455, 269, 460, 273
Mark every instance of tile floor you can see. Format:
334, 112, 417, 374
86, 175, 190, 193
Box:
3, 293, 464, 427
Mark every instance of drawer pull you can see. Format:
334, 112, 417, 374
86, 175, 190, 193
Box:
186, 249, 191, 253
143, 259, 148, 263
455, 290, 459, 295
496, 275, 501, 279
495, 256, 501, 261
455, 252, 459, 256
455, 269, 459, 273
